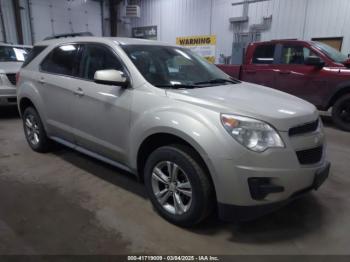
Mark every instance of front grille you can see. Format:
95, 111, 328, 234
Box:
289, 119, 319, 136
296, 146, 323, 165
6, 74, 16, 86
7, 97, 17, 103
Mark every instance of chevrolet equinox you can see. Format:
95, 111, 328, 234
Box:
17, 37, 330, 226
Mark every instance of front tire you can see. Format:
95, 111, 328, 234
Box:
23, 107, 51, 152
332, 94, 350, 131
144, 145, 214, 227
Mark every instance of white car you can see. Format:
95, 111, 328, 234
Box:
0, 43, 32, 106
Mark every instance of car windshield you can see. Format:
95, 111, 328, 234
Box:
0, 46, 31, 62
314, 42, 348, 63
121, 44, 237, 88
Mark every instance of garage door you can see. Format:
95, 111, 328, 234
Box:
30, 0, 102, 43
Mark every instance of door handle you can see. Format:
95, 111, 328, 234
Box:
38, 77, 46, 84
246, 70, 256, 74
279, 71, 291, 75
74, 88, 85, 97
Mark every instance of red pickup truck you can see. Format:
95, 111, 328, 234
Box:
217, 40, 350, 131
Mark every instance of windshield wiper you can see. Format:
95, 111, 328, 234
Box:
194, 78, 239, 85
156, 84, 201, 89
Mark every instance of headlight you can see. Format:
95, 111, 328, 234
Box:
0, 74, 4, 85
221, 114, 284, 152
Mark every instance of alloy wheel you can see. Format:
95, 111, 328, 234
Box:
25, 114, 40, 146
151, 161, 192, 215
339, 99, 350, 123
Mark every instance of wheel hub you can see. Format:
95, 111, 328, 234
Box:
169, 183, 176, 192
25, 114, 40, 146
151, 161, 192, 215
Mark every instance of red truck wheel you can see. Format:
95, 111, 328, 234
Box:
332, 94, 350, 131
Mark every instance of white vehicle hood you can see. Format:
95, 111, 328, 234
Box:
165, 82, 319, 131
0, 62, 23, 74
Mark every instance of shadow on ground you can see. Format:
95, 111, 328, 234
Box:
52, 141, 326, 243
51, 145, 148, 200
321, 115, 337, 129
2, 106, 329, 243
0, 177, 130, 254
192, 194, 324, 243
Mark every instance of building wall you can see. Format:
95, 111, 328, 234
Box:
125, 0, 350, 59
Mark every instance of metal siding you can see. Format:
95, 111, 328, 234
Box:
29, 0, 102, 43
304, 0, 350, 54
0, 0, 18, 44
129, 0, 350, 57
129, 0, 211, 43
19, 0, 33, 45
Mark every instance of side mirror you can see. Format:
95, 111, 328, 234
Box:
305, 56, 325, 68
94, 69, 129, 88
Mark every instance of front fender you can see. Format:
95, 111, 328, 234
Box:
128, 107, 235, 182
324, 80, 350, 109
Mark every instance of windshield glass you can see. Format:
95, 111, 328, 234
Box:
314, 42, 348, 63
0, 46, 31, 62
121, 45, 235, 88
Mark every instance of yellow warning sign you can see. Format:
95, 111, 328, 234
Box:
176, 35, 216, 63
176, 35, 216, 46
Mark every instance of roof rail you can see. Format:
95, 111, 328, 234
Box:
271, 38, 299, 41
43, 32, 93, 40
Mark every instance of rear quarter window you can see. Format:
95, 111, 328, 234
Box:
22, 46, 47, 67
252, 45, 276, 64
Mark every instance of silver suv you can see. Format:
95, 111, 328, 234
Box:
17, 37, 330, 226
0, 43, 31, 106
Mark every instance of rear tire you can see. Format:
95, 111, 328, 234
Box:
23, 107, 51, 152
144, 144, 214, 227
332, 94, 350, 131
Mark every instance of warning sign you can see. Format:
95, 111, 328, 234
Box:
176, 35, 216, 63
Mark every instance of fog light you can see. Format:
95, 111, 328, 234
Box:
248, 178, 284, 200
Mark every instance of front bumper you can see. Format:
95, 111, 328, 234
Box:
217, 161, 330, 221
0, 86, 17, 106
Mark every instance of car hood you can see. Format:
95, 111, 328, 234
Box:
165, 82, 318, 131
0, 62, 22, 74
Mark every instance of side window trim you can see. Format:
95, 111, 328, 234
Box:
39, 42, 132, 86
274, 44, 283, 64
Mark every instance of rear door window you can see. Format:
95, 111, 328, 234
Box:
252, 45, 276, 64
41, 44, 80, 76
79, 44, 124, 80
